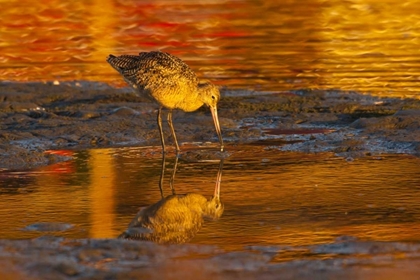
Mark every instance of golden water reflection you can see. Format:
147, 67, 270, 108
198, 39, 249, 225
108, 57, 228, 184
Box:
119, 155, 224, 244
88, 149, 116, 238
0, 146, 419, 253
1, 0, 420, 98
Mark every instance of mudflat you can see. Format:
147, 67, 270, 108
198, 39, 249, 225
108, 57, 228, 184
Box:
1, 81, 419, 170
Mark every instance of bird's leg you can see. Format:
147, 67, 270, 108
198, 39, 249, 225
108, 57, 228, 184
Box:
157, 107, 166, 153
167, 110, 180, 153
169, 155, 179, 195
159, 152, 166, 198
215, 159, 224, 198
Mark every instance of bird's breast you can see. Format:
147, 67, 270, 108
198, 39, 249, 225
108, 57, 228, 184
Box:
151, 87, 203, 112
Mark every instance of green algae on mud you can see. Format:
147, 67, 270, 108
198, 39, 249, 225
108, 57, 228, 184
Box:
0, 81, 419, 170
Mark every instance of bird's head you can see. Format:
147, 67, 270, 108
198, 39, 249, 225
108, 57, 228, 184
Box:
203, 162, 224, 221
198, 81, 220, 108
198, 81, 224, 151
203, 197, 224, 221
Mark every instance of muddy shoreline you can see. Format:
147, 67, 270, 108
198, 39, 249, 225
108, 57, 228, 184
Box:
1, 81, 419, 170
1, 236, 420, 280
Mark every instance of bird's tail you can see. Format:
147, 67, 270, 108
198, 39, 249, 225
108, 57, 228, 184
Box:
106, 54, 139, 71
117, 231, 131, 239
117, 230, 149, 240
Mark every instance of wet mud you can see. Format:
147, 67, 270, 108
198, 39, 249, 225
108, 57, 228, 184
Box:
1, 81, 419, 170
1, 236, 420, 279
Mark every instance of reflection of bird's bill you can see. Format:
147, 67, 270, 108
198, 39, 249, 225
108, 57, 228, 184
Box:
214, 160, 223, 198
210, 105, 224, 152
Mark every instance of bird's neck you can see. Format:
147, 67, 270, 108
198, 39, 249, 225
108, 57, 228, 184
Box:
176, 88, 205, 112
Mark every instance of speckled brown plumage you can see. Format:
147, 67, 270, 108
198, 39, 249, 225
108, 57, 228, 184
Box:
118, 193, 223, 244
107, 51, 224, 152
118, 159, 224, 244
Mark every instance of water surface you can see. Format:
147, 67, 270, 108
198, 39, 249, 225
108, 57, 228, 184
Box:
1, 0, 420, 98
1, 146, 419, 255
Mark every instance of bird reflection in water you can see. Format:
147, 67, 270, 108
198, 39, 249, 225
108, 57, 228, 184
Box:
119, 155, 224, 244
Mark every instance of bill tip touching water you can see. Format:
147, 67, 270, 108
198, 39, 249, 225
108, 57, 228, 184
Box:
106, 51, 224, 153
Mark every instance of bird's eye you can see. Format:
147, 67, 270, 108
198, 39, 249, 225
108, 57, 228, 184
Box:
211, 95, 216, 100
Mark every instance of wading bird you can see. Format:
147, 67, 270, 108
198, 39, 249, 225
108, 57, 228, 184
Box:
119, 157, 224, 244
107, 51, 224, 153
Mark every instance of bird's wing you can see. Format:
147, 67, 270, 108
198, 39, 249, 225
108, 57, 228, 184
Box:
107, 54, 145, 87
107, 52, 198, 90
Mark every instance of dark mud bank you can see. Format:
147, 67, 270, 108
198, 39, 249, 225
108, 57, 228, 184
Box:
1, 81, 419, 169
1, 236, 420, 279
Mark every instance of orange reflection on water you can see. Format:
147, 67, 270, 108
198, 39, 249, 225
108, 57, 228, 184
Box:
88, 149, 117, 238
318, 0, 420, 97
1, 146, 419, 255
1, 0, 420, 98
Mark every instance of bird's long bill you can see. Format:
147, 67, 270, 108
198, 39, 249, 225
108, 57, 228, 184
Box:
210, 105, 224, 151
214, 160, 223, 198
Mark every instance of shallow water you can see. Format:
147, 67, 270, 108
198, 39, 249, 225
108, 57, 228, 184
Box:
1, 0, 420, 98
0, 146, 419, 255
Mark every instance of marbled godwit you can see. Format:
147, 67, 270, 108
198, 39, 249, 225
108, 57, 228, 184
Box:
107, 51, 224, 153
119, 158, 224, 244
